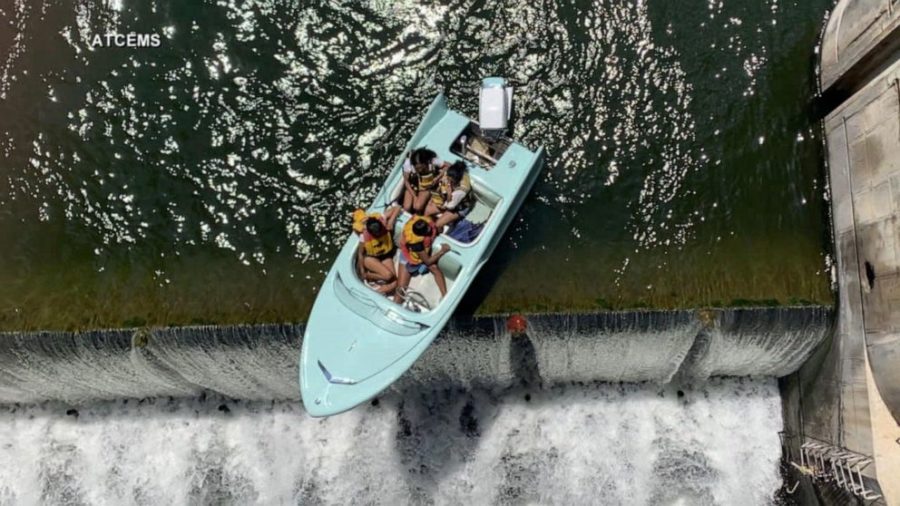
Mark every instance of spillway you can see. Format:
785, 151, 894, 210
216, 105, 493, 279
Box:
0, 307, 831, 406
0, 378, 784, 505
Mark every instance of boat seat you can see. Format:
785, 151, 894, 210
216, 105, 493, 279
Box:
465, 198, 493, 226
464, 181, 500, 226
437, 252, 462, 280
472, 181, 501, 207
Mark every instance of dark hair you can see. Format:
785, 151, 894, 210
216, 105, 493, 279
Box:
446, 161, 466, 184
410, 148, 437, 167
412, 219, 431, 237
366, 217, 386, 236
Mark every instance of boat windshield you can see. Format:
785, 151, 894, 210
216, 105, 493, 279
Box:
333, 272, 425, 336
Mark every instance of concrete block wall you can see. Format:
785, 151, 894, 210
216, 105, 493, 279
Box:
825, 57, 900, 426
821, 0, 900, 95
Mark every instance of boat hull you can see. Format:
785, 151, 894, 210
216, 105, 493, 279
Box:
300, 92, 545, 416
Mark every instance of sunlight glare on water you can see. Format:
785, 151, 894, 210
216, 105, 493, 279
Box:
0, 0, 832, 330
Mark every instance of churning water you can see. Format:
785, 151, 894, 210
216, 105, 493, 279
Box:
0, 379, 784, 505
0, 0, 833, 330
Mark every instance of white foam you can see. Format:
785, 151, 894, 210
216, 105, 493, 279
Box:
0, 379, 783, 505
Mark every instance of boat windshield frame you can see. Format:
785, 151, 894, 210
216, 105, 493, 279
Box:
333, 271, 429, 335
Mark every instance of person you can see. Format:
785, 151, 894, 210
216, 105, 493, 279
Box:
402, 148, 449, 214
425, 161, 474, 231
353, 206, 400, 239
353, 210, 398, 295
395, 215, 451, 303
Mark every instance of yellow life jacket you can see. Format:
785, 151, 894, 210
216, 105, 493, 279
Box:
460, 171, 471, 192
361, 214, 394, 256
415, 163, 439, 191
432, 172, 472, 209
352, 209, 367, 234
400, 216, 435, 265
431, 179, 447, 207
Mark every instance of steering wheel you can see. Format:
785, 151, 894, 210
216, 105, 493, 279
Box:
397, 287, 431, 312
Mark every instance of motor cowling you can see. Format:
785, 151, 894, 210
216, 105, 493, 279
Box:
479, 77, 513, 139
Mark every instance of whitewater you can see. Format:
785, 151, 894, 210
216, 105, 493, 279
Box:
0, 378, 782, 505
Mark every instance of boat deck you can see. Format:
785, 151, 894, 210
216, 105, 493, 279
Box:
357, 107, 535, 313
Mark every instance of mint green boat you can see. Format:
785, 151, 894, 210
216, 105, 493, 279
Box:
300, 78, 545, 416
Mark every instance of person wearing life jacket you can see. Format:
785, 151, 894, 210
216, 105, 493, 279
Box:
394, 215, 451, 303
402, 147, 449, 214
353, 210, 398, 295
425, 161, 474, 231
353, 205, 400, 238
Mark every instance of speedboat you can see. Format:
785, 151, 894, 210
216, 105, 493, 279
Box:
299, 78, 545, 416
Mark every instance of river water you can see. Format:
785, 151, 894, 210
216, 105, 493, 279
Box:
0, 378, 784, 505
0, 0, 832, 331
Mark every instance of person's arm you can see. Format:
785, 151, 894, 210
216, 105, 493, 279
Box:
402, 158, 416, 193
442, 189, 466, 211
386, 209, 398, 232
403, 171, 415, 193
356, 243, 366, 279
420, 243, 450, 266
426, 167, 444, 190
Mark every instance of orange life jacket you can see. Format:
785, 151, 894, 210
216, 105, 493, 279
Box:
361, 214, 393, 256
400, 216, 435, 265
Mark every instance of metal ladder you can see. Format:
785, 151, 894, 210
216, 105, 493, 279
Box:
798, 439, 883, 501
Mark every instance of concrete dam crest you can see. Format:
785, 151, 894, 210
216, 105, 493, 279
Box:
0, 306, 832, 405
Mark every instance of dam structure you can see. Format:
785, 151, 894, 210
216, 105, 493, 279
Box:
0, 308, 830, 405
780, 0, 900, 504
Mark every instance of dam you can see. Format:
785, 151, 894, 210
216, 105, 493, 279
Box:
779, 0, 900, 504
0, 308, 831, 405
0, 0, 897, 504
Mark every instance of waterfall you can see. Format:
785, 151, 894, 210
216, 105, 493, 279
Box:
679, 306, 836, 379
0, 378, 785, 505
0, 307, 832, 405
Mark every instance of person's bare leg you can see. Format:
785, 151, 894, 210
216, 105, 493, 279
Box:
375, 279, 397, 295
384, 206, 400, 231
414, 191, 430, 214
381, 257, 397, 280
378, 257, 398, 295
403, 189, 414, 213
428, 264, 448, 296
434, 211, 459, 230
424, 200, 441, 217
364, 256, 394, 282
394, 267, 411, 303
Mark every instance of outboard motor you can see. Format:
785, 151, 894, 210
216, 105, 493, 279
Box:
478, 77, 513, 140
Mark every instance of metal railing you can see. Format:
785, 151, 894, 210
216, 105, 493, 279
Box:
791, 437, 883, 501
